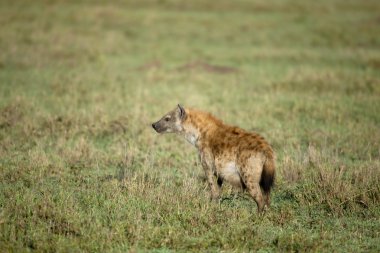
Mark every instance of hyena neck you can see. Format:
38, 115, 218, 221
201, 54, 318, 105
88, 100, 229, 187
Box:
180, 109, 220, 148
181, 125, 200, 147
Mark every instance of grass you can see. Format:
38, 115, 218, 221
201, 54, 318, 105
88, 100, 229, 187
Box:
1, 0, 380, 251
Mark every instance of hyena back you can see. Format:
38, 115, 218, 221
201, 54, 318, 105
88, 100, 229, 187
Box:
152, 105, 275, 213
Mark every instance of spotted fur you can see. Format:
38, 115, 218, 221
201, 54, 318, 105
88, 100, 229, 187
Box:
152, 105, 275, 213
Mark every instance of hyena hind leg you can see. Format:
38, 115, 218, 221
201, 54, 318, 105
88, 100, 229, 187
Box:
245, 181, 264, 213
241, 155, 266, 213
263, 190, 271, 208
241, 171, 264, 213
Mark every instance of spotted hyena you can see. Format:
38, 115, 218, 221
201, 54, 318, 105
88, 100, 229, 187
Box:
152, 105, 275, 213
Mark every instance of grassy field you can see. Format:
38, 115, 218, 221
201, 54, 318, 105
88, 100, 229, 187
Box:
1, 0, 380, 252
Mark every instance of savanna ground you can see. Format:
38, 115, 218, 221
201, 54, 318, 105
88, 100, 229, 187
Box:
1, 0, 380, 252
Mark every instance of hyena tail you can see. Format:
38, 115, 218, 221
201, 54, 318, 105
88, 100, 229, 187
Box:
260, 157, 275, 194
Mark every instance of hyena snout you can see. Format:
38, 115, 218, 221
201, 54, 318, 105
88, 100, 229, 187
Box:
152, 121, 167, 133
152, 122, 159, 132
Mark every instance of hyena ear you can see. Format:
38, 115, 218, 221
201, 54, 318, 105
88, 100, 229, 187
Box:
177, 104, 186, 120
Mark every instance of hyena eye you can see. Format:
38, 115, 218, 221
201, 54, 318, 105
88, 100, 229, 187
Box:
164, 117, 170, 122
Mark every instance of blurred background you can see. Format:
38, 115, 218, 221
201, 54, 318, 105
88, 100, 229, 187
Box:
0, 0, 379, 251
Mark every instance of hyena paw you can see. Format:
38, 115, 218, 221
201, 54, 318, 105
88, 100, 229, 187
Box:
210, 193, 220, 202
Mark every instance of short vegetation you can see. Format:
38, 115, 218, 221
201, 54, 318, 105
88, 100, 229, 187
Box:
0, 0, 379, 252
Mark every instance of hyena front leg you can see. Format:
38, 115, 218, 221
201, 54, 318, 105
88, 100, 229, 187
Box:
200, 149, 220, 201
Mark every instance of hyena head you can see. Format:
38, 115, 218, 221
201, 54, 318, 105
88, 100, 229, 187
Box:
152, 104, 186, 134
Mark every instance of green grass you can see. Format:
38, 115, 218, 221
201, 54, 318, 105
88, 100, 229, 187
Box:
1, 0, 380, 252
